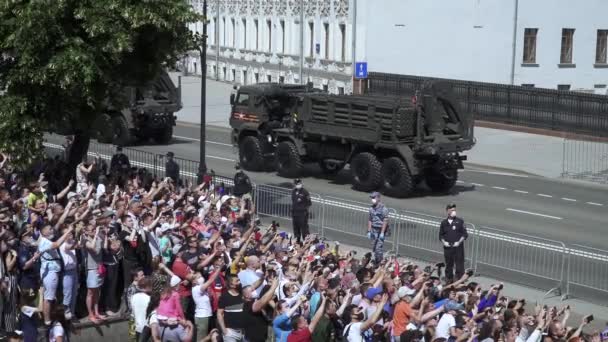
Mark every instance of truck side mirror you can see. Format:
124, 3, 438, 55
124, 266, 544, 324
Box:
230, 94, 235, 105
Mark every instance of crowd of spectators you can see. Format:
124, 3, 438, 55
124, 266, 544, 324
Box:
0, 149, 605, 342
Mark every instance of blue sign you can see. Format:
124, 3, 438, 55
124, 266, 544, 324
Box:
355, 62, 368, 79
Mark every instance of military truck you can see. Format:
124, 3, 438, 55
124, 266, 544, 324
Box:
229, 82, 475, 197
55, 71, 182, 146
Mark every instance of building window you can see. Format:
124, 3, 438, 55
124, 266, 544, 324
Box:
324, 23, 330, 60
340, 24, 346, 62
232, 69, 236, 82
254, 19, 259, 50
223, 66, 227, 80
211, 18, 216, 45
279, 76, 285, 84
309, 22, 314, 57
522, 28, 538, 64
280, 20, 285, 54
521, 84, 535, 88
222, 17, 226, 46
595, 30, 608, 64
242, 19, 247, 49
231, 18, 236, 47
338, 87, 345, 95
560, 28, 575, 64
267, 74, 272, 82
323, 84, 328, 92
557, 84, 571, 91
267, 20, 272, 52
254, 73, 259, 83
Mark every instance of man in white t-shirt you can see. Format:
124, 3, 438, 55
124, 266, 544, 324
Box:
344, 294, 388, 342
131, 278, 152, 337
435, 302, 464, 341
192, 270, 220, 341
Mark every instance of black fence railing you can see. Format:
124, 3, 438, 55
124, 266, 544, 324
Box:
366, 72, 608, 137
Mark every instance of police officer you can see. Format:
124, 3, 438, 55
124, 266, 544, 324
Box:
439, 203, 468, 283
291, 179, 311, 242
367, 192, 389, 264
233, 163, 252, 202
165, 151, 180, 185
110, 146, 130, 187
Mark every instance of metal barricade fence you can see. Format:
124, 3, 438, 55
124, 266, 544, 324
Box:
254, 184, 323, 235
475, 226, 567, 297
565, 244, 608, 300
320, 197, 398, 254
392, 210, 476, 269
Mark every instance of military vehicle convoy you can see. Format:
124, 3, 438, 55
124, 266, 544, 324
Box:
54, 71, 182, 146
229, 82, 475, 197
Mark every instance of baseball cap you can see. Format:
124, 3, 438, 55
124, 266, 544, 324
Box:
294, 178, 302, 185
446, 203, 457, 210
444, 299, 465, 312
370, 191, 380, 199
397, 286, 416, 298
365, 287, 383, 300
166, 151, 174, 157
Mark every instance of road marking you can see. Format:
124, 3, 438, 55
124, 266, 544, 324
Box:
492, 186, 507, 190
587, 202, 603, 206
561, 197, 577, 202
173, 135, 233, 147
471, 183, 484, 187
537, 194, 552, 198
505, 208, 563, 220
456, 180, 464, 184
514, 190, 529, 194
486, 171, 529, 178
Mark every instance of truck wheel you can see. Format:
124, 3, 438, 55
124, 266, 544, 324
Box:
351, 152, 382, 192
95, 114, 114, 144
239, 136, 264, 171
319, 160, 344, 176
112, 115, 134, 146
381, 157, 414, 197
275, 141, 303, 178
154, 126, 173, 145
425, 168, 458, 192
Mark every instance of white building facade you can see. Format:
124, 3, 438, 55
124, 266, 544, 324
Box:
186, 0, 608, 94
186, 0, 355, 94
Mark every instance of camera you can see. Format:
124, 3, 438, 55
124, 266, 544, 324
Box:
435, 262, 445, 268
465, 268, 474, 277
584, 315, 594, 324
498, 284, 504, 290
254, 218, 262, 226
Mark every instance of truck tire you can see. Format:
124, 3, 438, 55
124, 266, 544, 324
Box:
319, 160, 344, 176
425, 168, 458, 193
239, 136, 264, 171
351, 152, 382, 192
275, 141, 303, 178
154, 126, 173, 145
112, 115, 134, 146
381, 157, 414, 197
95, 114, 114, 144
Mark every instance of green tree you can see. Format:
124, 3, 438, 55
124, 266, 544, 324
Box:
0, 0, 200, 170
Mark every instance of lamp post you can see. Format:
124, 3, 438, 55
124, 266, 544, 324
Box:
198, 0, 208, 181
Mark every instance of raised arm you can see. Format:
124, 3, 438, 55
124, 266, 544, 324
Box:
56, 180, 75, 201
308, 294, 327, 333
361, 294, 388, 331
252, 277, 280, 312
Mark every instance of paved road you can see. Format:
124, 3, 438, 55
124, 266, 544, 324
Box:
46, 123, 608, 251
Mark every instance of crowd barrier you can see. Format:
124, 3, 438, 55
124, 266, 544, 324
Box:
42, 140, 608, 303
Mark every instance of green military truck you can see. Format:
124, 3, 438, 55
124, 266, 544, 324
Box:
53, 71, 182, 146
229, 82, 475, 197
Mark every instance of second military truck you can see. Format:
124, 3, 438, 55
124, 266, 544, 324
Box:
229, 82, 475, 197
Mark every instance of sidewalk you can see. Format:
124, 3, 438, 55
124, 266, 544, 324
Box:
170, 73, 608, 180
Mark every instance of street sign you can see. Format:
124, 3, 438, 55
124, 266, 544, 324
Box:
355, 62, 368, 79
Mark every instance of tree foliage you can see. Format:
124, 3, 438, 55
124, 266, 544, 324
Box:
0, 0, 200, 169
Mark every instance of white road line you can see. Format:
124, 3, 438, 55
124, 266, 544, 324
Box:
587, 202, 604, 206
492, 186, 507, 190
486, 171, 529, 178
514, 190, 529, 194
173, 135, 233, 147
456, 180, 465, 184
537, 194, 553, 198
506, 208, 563, 220
471, 183, 485, 187
561, 197, 577, 202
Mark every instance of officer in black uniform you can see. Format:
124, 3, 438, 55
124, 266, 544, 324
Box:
110, 146, 131, 187
439, 203, 468, 283
233, 163, 253, 201
291, 179, 311, 243
165, 151, 180, 185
